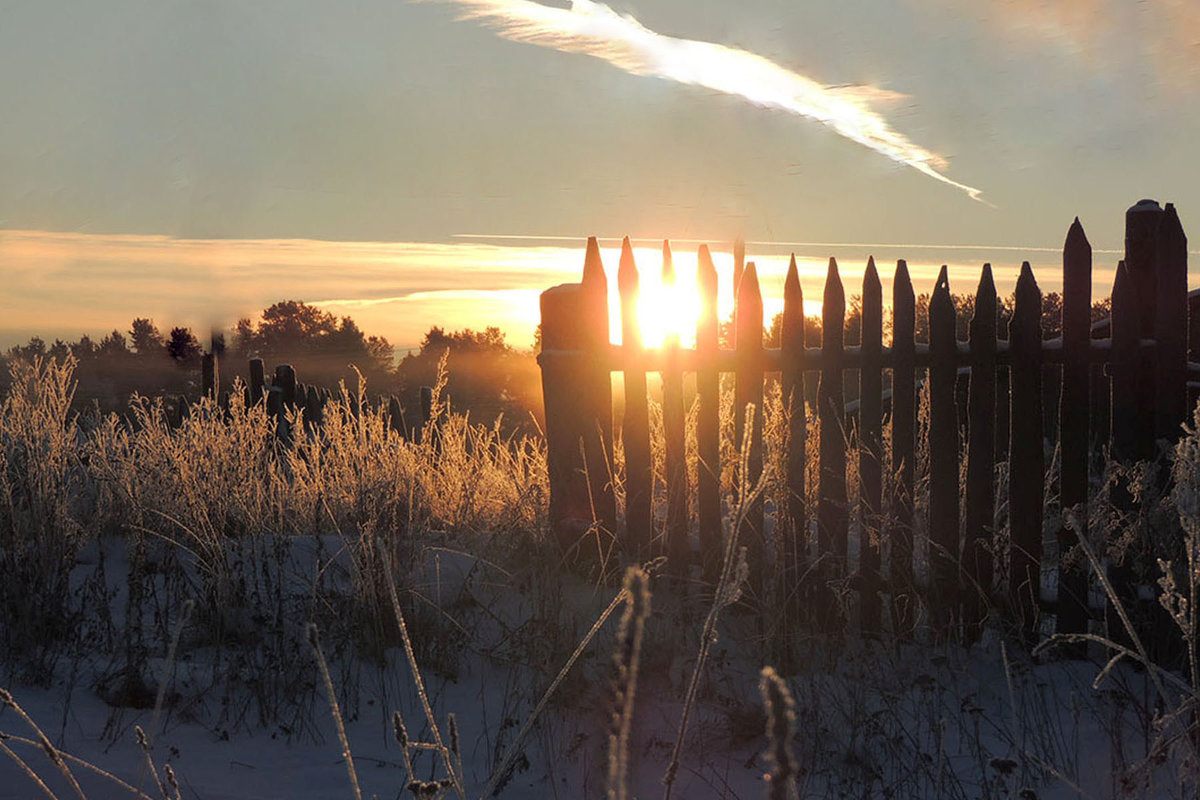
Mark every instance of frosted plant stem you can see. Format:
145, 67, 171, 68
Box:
663, 406, 761, 800
378, 541, 465, 800
0, 734, 157, 800
308, 625, 363, 800
0, 738, 60, 800
0, 688, 86, 800
479, 587, 629, 800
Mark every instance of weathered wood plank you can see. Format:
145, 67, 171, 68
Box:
890, 260, 917, 633
1059, 219, 1091, 638
965, 264, 997, 633
661, 240, 689, 571
202, 353, 218, 400
736, 261, 765, 601
1125, 199, 1163, 461
859, 257, 883, 635
696, 244, 722, 584
781, 255, 807, 616
1009, 262, 1044, 629
580, 237, 618, 542
249, 358, 265, 408
540, 283, 594, 556
818, 258, 847, 630
928, 265, 960, 631
1155, 204, 1189, 442
618, 237, 652, 556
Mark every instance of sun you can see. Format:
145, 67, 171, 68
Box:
601, 244, 704, 349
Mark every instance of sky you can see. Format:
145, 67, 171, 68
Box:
1, 0, 1197, 350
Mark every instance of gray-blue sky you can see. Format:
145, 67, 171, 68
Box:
1, 1, 1197, 346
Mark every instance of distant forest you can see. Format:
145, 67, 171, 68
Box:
2, 291, 1111, 427
1, 300, 544, 429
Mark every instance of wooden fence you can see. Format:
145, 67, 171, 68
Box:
538, 199, 1194, 638
182, 356, 433, 444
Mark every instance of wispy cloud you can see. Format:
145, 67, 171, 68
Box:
434, 0, 984, 201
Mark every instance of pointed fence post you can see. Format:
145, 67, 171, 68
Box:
818, 258, 847, 631
781, 255, 807, 619
859, 257, 884, 635
735, 262, 765, 600
1125, 199, 1164, 461
696, 245, 722, 584
1155, 204, 1188, 442
618, 238, 652, 556
928, 266, 960, 631
1009, 262, 1044, 631
661, 240, 689, 572
388, 395, 408, 440
965, 264, 998, 633
580, 237, 618, 544
1059, 220, 1092, 638
890, 260, 917, 633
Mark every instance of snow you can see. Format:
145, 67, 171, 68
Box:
0, 536, 1190, 800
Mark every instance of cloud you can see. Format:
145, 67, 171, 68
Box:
434, 0, 985, 201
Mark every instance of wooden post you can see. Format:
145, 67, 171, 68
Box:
540, 284, 592, 550
818, 258, 847, 630
928, 266, 960, 631
965, 264, 998, 632
733, 237, 746, 325
661, 240, 689, 571
1125, 199, 1164, 461
1009, 262, 1044, 630
388, 395, 408, 440
304, 385, 323, 430
246, 359, 262, 410
1059, 219, 1092, 638
579, 237, 618, 543
274, 365, 297, 410
202, 352, 218, 401
1155, 204, 1188, 442
735, 262, 765, 600
781, 255, 807, 618
859, 257, 883, 634
618, 238, 652, 556
696, 245, 722, 584
890, 260, 917, 633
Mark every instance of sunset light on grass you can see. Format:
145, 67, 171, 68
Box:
5, 2, 1200, 799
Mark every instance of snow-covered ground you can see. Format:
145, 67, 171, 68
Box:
1, 535, 1192, 800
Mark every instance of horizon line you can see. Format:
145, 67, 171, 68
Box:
452, 233, 1143, 256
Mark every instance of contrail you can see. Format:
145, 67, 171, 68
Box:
433, 0, 985, 201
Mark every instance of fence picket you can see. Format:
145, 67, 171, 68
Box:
618, 237, 652, 555
781, 255, 806, 617
818, 258, 847, 629
965, 264, 997, 631
1155, 204, 1188, 441
1059, 219, 1092, 636
929, 266, 960, 628
249, 358, 265, 408
890, 260, 917, 631
736, 261, 765, 598
1009, 262, 1044, 628
859, 257, 883, 634
661, 240, 689, 570
696, 244, 721, 583
580, 237, 618, 541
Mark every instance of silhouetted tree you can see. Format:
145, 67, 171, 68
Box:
129, 318, 163, 358
166, 327, 202, 366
